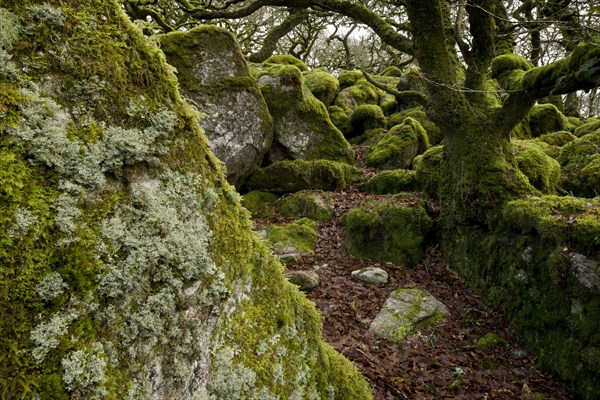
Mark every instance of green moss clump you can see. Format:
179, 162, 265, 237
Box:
511, 140, 561, 194
476, 333, 505, 351
241, 191, 280, 219
303, 69, 339, 106
265, 218, 318, 254
278, 190, 333, 221
537, 131, 577, 147
388, 107, 443, 145
264, 54, 309, 72
529, 103, 570, 137
342, 201, 432, 266
382, 66, 403, 77
366, 117, 429, 169
501, 196, 600, 251
413, 145, 444, 199
491, 54, 534, 79
573, 117, 600, 138
558, 131, 600, 197
246, 160, 360, 194
327, 105, 353, 137
350, 104, 387, 138
337, 70, 363, 89
359, 169, 416, 194
334, 78, 381, 112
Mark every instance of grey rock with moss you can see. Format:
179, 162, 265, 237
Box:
369, 288, 449, 342
255, 64, 354, 164
160, 26, 273, 187
351, 267, 389, 285
569, 253, 600, 290
366, 117, 429, 169
285, 270, 320, 291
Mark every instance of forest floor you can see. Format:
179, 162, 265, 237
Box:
255, 146, 571, 400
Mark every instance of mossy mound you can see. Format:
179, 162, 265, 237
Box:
558, 131, 600, 197
511, 140, 561, 194
241, 191, 280, 219
264, 218, 318, 254
263, 54, 309, 71
366, 118, 429, 169
256, 64, 354, 164
327, 105, 353, 137
476, 333, 505, 351
413, 145, 444, 199
529, 103, 570, 137
359, 170, 416, 194
501, 196, 600, 251
278, 190, 334, 221
350, 104, 387, 138
537, 131, 577, 147
342, 200, 433, 266
303, 69, 339, 106
337, 70, 363, 89
573, 117, 600, 137
334, 78, 382, 112
382, 66, 403, 77
246, 160, 360, 194
389, 108, 443, 145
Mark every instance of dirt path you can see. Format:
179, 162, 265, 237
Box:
257, 147, 571, 399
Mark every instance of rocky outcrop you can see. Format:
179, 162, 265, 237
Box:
160, 26, 273, 187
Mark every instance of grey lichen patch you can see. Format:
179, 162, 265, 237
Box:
35, 272, 68, 301
61, 342, 107, 399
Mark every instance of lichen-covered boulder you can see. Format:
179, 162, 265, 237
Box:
278, 190, 334, 221
369, 289, 449, 342
558, 131, 600, 197
304, 68, 339, 106
528, 103, 570, 137
366, 117, 429, 169
350, 104, 387, 138
359, 169, 416, 194
246, 159, 360, 194
351, 267, 389, 285
256, 64, 355, 164
0, 3, 371, 399
413, 145, 444, 199
160, 26, 273, 187
511, 140, 561, 194
342, 199, 433, 266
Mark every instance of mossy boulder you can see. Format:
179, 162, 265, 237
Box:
334, 78, 382, 112
160, 26, 273, 187
349, 104, 387, 138
0, 3, 371, 399
359, 169, 416, 194
511, 140, 561, 194
413, 145, 444, 199
366, 117, 429, 169
337, 70, 363, 89
528, 103, 570, 137
263, 54, 309, 71
256, 64, 354, 164
241, 190, 280, 219
558, 131, 600, 197
303, 69, 339, 106
264, 218, 318, 254
278, 190, 334, 221
342, 200, 433, 266
537, 131, 577, 147
573, 117, 600, 137
389, 107, 443, 145
246, 160, 360, 194
327, 105, 353, 137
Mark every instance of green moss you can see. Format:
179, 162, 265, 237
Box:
511, 140, 561, 194
501, 196, 600, 251
337, 70, 363, 89
529, 104, 570, 137
342, 200, 432, 266
327, 105, 353, 137
359, 169, 416, 194
241, 191, 280, 219
558, 131, 600, 197
263, 54, 308, 72
246, 160, 360, 194
278, 190, 333, 221
265, 218, 318, 254
537, 131, 577, 147
349, 104, 387, 138
413, 145, 444, 199
303, 69, 339, 106
475, 333, 505, 351
367, 117, 429, 169
389, 107, 443, 145
573, 118, 600, 138
334, 78, 381, 112
382, 66, 403, 77
490, 54, 534, 79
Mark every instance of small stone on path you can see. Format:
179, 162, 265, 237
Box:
285, 270, 320, 291
351, 267, 388, 285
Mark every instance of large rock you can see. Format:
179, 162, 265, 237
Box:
558, 131, 600, 197
0, 3, 371, 399
369, 288, 449, 342
256, 64, 355, 164
160, 26, 273, 186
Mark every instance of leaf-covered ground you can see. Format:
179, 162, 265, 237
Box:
255, 146, 571, 400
